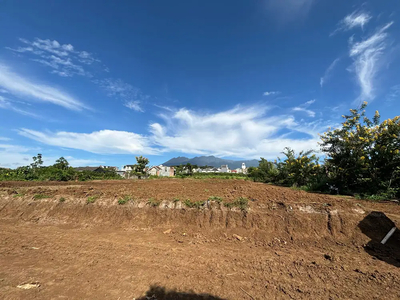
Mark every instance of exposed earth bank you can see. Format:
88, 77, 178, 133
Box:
0, 179, 399, 299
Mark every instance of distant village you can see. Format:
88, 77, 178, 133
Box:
74, 163, 248, 178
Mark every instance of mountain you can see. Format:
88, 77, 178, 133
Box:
162, 156, 259, 169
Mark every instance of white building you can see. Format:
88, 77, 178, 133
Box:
220, 165, 230, 173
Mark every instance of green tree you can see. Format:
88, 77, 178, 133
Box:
31, 153, 43, 168
320, 102, 400, 197
131, 156, 149, 178
53, 157, 70, 170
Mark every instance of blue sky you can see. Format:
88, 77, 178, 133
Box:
0, 0, 399, 169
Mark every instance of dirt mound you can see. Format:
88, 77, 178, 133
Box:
1, 179, 400, 299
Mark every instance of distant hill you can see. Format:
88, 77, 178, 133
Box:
162, 156, 259, 169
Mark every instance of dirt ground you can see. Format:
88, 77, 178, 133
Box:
1, 179, 400, 299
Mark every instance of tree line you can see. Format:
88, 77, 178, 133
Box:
248, 103, 400, 200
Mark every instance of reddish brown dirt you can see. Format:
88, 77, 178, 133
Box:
1, 179, 400, 299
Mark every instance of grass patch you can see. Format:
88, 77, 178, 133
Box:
13, 193, 25, 198
224, 197, 249, 211
33, 194, 51, 200
147, 198, 161, 207
86, 196, 98, 204
183, 199, 204, 209
208, 196, 223, 203
59, 197, 66, 203
118, 195, 133, 205
173, 197, 180, 203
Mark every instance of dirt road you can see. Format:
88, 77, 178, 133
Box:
1, 179, 399, 299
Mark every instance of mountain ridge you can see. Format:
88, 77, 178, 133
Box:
162, 156, 259, 169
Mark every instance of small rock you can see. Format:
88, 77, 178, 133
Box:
17, 282, 40, 290
233, 234, 243, 241
163, 229, 172, 234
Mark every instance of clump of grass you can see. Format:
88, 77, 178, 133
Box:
87, 196, 98, 204
59, 197, 66, 203
147, 198, 161, 207
184, 199, 204, 209
204, 189, 209, 192
13, 193, 25, 198
118, 195, 132, 205
173, 197, 180, 203
208, 196, 223, 203
224, 197, 249, 211
33, 194, 51, 200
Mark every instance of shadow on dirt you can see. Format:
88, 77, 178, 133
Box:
136, 285, 226, 300
358, 211, 400, 267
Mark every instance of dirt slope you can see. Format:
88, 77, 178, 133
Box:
0, 179, 399, 299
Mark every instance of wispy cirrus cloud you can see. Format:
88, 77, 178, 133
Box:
348, 21, 394, 102
0, 63, 87, 111
6, 38, 100, 77
331, 10, 372, 36
263, 91, 280, 96
94, 78, 147, 112
320, 58, 341, 87
266, 0, 316, 23
292, 99, 316, 117
0, 95, 39, 118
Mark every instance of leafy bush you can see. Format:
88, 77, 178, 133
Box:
59, 197, 66, 202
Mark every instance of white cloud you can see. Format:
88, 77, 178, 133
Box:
0, 137, 11, 141
6, 38, 99, 77
124, 101, 143, 112
263, 91, 280, 96
0, 63, 87, 111
292, 99, 316, 117
331, 10, 372, 35
266, 0, 316, 23
0, 143, 104, 168
320, 58, 340, 87
18, 129, 158, 155
149, 105, 321, 158
348, 22, 394, 102
17, 105, 331, 159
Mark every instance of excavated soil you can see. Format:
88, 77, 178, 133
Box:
0, 179, 400, 299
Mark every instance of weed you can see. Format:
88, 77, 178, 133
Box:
208, 196, 223, 203
234, 197, 249, 211
13, 193, 25, 198
173, 197, 180, 203
147, 198, 161, 207
224, 197, 249, 211
33, 194, 51, 200
59, 197, 66, 203
204, 189, 209, 192
87, 196, 98, 204
184, 199, 193, 208
118, 195, 132, 205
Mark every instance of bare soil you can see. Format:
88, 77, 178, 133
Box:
0, 179, 400, 299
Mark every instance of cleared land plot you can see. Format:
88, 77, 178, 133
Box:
0, 179, 400, 299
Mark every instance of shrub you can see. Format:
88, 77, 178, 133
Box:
59, 197, 66, 203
